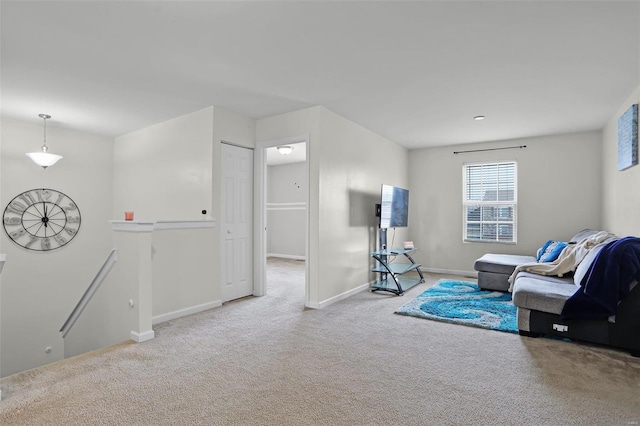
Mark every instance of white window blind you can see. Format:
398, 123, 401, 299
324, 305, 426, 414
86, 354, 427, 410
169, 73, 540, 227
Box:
463, 161, 517, 243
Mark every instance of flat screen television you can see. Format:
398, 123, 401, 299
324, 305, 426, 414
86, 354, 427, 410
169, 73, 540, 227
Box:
379, 184, 409, 229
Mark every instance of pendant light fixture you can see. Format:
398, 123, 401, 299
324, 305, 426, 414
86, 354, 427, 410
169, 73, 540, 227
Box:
26, 114, 63, 169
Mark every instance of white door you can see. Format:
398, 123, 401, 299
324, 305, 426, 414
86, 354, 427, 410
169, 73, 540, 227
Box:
221, 143, 254, 302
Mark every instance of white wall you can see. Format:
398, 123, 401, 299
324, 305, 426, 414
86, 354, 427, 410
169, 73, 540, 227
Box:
0, 117, 113, 377
267, 162, 306, 258
64, 230, 146, 359
408, 131, 603, 274
152, 227, 218, 320
113, 107, 214, 221
602, 85, 640, 236
113, 106, 254, 325
256, 106, 408, 307
316, 108, 409, 304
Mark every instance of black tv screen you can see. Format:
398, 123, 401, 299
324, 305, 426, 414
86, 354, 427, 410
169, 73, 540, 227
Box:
380, 184, 409, 228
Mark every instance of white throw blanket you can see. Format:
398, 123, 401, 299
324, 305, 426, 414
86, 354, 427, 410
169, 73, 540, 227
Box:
507, 231, 616, 292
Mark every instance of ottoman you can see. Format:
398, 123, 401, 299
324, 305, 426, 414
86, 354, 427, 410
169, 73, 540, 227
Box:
474, 253, 536, 291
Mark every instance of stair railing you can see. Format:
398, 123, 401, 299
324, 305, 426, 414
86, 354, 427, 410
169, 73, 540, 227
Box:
60, 249, 117, 338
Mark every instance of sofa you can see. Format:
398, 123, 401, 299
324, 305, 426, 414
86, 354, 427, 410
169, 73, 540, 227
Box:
474, 229, 640, 357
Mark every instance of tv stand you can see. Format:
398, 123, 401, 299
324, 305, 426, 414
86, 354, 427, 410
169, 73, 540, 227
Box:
370, 247, 424, 295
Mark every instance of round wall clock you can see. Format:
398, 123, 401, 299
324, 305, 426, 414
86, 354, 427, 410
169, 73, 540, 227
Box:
3, 188, 81, 251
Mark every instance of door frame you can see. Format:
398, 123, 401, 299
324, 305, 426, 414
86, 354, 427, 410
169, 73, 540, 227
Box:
254, 134, 310, 306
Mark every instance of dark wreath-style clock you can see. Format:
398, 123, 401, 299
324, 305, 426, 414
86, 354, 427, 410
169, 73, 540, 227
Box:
3, 188, 81, 251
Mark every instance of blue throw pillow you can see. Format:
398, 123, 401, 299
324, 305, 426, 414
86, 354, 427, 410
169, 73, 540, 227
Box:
537, 240, 568, 263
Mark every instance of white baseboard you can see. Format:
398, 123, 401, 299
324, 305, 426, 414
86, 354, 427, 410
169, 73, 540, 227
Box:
267, 253, 306, 261
421, 267, 478, 278
130, 330, 155, 343
306, 282, 370, 309
152, 300, 222, 325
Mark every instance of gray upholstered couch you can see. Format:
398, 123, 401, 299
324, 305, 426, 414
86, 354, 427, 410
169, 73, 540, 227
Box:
474, 229, 640, 357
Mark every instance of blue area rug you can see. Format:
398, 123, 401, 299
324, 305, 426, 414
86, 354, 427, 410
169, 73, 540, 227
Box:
395, 280, 517, 333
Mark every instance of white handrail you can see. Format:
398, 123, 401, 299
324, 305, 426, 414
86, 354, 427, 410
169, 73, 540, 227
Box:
60, 249, 117, 338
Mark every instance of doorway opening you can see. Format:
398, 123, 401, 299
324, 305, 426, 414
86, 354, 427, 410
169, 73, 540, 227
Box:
255, 136, 309, 307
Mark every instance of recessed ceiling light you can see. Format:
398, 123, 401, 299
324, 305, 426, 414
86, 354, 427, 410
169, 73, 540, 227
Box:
474, 115, 486, 121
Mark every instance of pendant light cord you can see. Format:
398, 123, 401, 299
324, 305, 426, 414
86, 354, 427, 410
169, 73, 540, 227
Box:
39, 113, 51, 151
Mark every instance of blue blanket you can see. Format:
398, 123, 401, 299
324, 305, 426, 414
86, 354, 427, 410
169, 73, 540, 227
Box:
561, 237, 640, 319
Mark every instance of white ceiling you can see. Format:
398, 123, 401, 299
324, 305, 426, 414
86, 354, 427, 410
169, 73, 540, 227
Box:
1, 1, 639, 149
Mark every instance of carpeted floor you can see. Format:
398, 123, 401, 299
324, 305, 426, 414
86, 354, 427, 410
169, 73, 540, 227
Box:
0, 258, 639, 425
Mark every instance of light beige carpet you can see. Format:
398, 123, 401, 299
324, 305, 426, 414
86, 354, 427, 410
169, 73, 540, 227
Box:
0, 258, 639, 425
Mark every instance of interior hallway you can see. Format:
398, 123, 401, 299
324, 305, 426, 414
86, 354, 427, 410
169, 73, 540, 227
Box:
265, 257, 306, 308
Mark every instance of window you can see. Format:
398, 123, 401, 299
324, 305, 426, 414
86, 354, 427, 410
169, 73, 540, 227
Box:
463, 161, 517, 243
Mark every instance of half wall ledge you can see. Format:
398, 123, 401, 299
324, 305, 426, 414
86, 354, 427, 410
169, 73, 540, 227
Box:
109, 219, 216, 345
110, 219, 216, 232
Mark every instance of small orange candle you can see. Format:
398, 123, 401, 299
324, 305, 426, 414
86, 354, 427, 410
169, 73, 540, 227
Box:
124, 211, 134, 221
